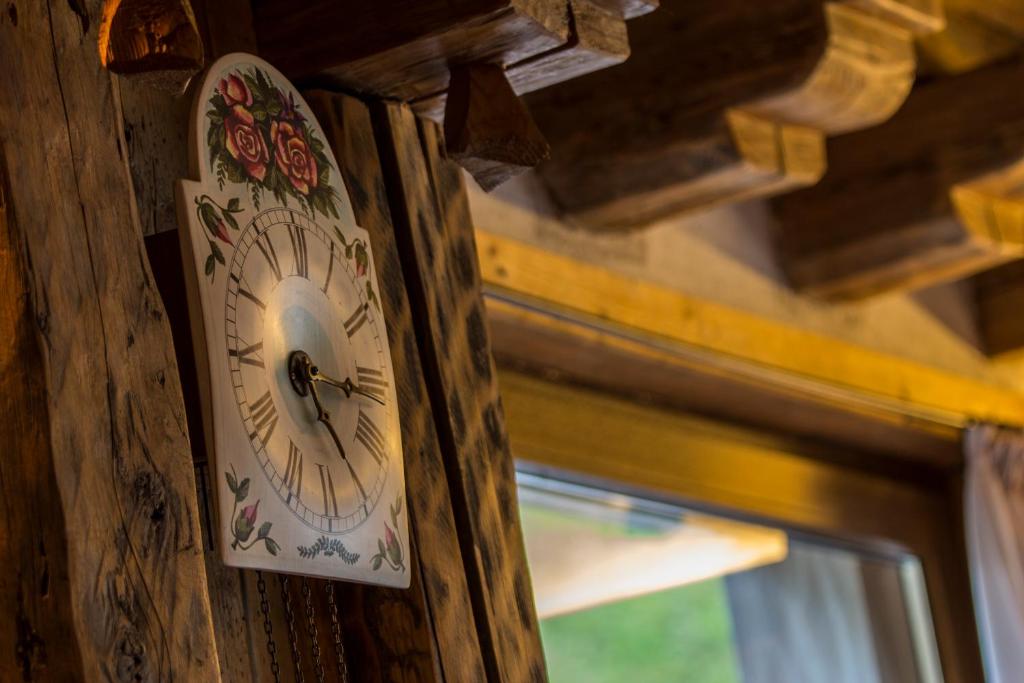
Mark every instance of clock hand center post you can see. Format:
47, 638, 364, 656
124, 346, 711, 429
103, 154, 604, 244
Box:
288, 350, 370, 514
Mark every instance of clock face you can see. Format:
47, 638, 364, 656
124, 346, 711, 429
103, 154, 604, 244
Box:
177, 53, 408, 587
225, 210, 391, 533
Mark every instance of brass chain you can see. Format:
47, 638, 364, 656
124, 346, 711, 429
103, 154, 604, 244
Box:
278, 575, 305, 683
255, 571, 281, 683
301, 578, 326, 683
324, 581, 351, 683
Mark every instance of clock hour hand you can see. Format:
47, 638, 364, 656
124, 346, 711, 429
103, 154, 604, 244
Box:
290, 351, 370, 514
290, 351, 385, 406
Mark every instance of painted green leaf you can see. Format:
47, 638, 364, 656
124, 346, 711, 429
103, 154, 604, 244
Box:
265, 538, 280, 556
236, 478, 250, 503
257, 521, 272, 540
222, 210, 239, 232
378, 539, 386, 555
205, 254, 215, 277
372, 556, 383, 571
211, 241, 226, 265
227, 197, 240, 212
226, 471, 238, 494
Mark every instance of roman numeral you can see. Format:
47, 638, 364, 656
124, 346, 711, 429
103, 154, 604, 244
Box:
255, 230, 282, 282
231, 272, 266, 311
288, 225, 308, 279
343, 303, 369, 338
229, 340, 264, 368
248, 390, 278, 445
356, 366, 387, 403
318, 464, 339, 517
323, 240, 335, 294
285, 440, 303, 504
355, 409, 386, 465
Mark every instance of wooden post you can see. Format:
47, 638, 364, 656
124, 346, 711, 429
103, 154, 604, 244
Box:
376, 102, 548, 682
0, 0, 220, 678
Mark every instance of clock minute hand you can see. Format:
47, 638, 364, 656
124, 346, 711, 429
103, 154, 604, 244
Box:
299, 363, 370, 515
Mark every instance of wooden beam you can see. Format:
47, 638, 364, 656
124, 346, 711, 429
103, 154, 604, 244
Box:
527, 0, 929, 230
98, 0, 204, 92
973, 261, 1024, 361
917, 0, 1021, 75
375, 105, 547, 682
306, 90, 488, 683
444, 63, 552, 191
0, 0, 220, 677
412, 0, 631, 122
773, 59, 1024, 301
253, 0, 569, 100
475, 230, 1024, 427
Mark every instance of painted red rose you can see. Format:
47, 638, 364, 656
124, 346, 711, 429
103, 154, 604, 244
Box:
219, 74, 252, 107
271, 120, 318, 195
224, 105, 269, 181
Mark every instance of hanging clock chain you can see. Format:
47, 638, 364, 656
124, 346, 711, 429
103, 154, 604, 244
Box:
301, 578, 326, 683
255, 571, 282, 683
278, 575, 305, 683
324, 581, 351, 683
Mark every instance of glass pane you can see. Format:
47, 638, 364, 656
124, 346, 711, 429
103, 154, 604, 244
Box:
518, 470, 943, 683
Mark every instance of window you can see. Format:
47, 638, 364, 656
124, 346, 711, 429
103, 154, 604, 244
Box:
519, 470, 943, 683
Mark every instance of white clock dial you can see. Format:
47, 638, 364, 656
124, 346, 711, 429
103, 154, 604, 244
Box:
225, 210, 391, 533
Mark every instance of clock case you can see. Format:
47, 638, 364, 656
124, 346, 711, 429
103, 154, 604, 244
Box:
175, 53, 410, 588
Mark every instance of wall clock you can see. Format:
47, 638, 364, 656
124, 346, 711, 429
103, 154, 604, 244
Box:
176, 53, 409, 587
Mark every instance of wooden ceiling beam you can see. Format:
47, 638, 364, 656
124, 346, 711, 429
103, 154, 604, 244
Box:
526, 0, 933, 231
974, 261, 1024, 360
254, 0, 636, 189
772, 58, 1024, 301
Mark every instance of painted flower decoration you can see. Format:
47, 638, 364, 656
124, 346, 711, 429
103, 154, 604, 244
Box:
371, 495, 406, 572
234, 500, 259, 542
271, 120, 318, 194
224, 105, 270, 182
219, 74, 253, 107
206, 66, 341, 220
226, 465, 281, 555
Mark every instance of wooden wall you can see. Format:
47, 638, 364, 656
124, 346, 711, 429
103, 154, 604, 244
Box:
0, 1, 543, 680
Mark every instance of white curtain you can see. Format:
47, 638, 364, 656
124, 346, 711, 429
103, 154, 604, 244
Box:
965, 425, 1024, 683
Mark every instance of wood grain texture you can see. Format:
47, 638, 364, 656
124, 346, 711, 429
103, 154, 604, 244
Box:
0, 0, 220, 679
527, 0, 924, 230
376, 103, 546, 682
98, 0, 204, 92
121, 0, 258, 238
413, 0, 630, 123
773, 58, 1024, 301
254, 0, 569, 101
0, 151, 86, 683
475, 229, 1024, 427
307, 90, 487, 682
444, 63, 551, 191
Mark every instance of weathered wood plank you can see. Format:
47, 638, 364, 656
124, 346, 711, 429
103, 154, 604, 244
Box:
120, 0, 258, 238
773, 59, 1024, 300
444, 63, 552, 191
307, 90, 487, 682
0, 0, 220, 678
254, 0, 569, 101
0, 151, 86, 683
375, 102, 546, 682
527, 0, 923, 230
